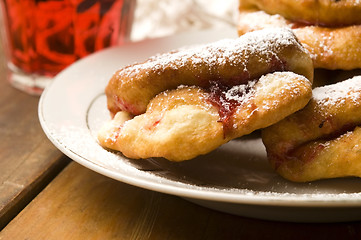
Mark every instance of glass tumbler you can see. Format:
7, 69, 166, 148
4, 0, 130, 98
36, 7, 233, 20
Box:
0, 0, 135, 95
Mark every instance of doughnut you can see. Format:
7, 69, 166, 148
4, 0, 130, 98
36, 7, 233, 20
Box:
98, 28, 313, 161
99, 72, 312, 161
106, 28, 313, 117
262, 76, 361, 182
237, 8, 361, 70
239, 0, 361, 26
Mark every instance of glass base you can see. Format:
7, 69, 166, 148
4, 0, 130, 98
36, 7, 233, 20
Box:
7, 63, 53, 96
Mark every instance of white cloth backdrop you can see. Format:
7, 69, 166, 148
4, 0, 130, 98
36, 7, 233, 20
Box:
131, 0, 238, 41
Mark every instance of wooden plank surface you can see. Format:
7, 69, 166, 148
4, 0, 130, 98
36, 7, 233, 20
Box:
0, 44, 70, 229
1, 162, 361, 240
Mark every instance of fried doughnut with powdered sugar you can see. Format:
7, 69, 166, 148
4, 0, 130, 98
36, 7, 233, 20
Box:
98, 28, 313, 161
237, 8, 361, 70
262, 76, 361, 182
106, 28, 313, 117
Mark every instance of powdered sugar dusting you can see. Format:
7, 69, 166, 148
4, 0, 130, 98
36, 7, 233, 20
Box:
313, 76, 361, 107
120, 28, 301, 77
303, 30, 334, 61
225, 80, 257, 102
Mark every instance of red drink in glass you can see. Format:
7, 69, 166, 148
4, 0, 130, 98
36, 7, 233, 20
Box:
0, 0, 135, 94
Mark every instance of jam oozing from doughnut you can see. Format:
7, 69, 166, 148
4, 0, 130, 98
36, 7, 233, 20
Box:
207, 81, 251, 136
277, 123, 360, 168
321, 123, 360, 142
112, 95, 137, 118
206, 57, 288, 137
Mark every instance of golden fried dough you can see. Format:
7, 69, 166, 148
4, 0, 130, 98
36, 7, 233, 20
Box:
262, 76, 361, 182
98, 29, 314, 161
99, 72, 312, 161
237, 8, 361, 70
106, 28, 313, 117
239, 0, 361, 26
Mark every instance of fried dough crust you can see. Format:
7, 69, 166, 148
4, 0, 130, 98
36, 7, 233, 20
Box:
99, 72, 312, 161
237, 8, 361, 70
106, 28, 313, 117
99, 29, 313, 161
262, 76, 361, 182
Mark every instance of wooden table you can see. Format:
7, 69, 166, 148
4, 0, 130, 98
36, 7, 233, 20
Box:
1, 42, 361, 240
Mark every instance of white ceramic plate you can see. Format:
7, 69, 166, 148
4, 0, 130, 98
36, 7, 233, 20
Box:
39, 29, 361, 223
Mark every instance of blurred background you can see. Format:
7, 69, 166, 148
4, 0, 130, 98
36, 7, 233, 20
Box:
0, 0, 239, 91
131, 0, 238, 41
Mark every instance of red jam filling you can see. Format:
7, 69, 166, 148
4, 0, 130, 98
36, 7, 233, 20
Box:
205, 58, 287, 137
207, 81, 253, 137
274, 123, 360, 168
